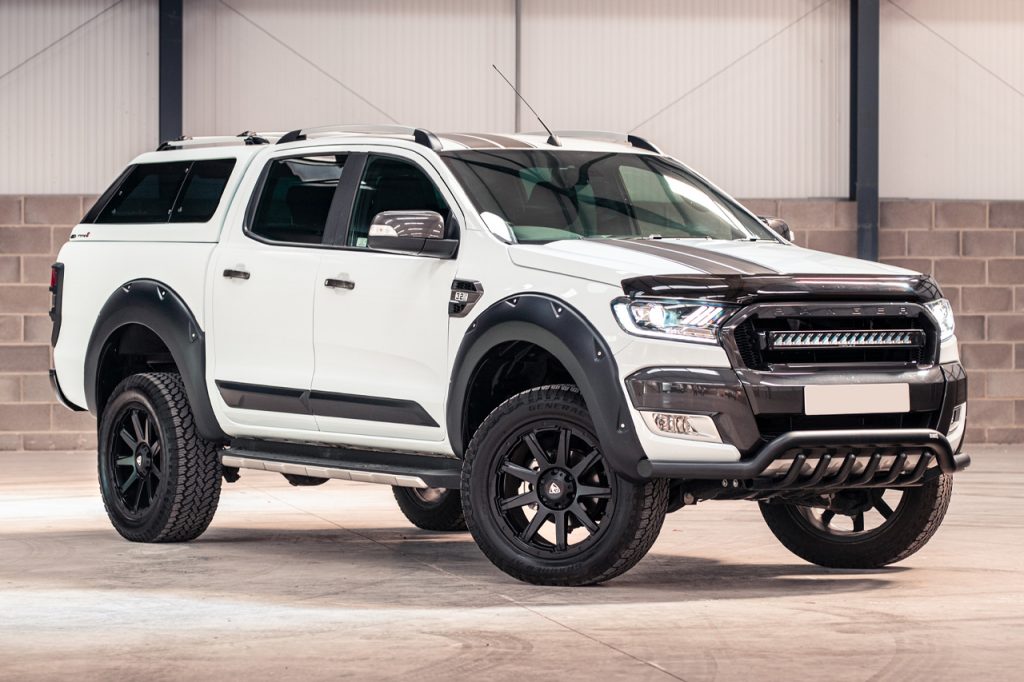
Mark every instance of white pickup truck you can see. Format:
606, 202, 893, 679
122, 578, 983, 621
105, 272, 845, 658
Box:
49, 126, 969, 585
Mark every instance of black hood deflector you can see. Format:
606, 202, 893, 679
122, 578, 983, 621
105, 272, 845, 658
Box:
621, 274, 943, 304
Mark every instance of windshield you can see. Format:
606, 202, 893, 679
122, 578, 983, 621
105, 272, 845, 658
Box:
441, 150, 776, 243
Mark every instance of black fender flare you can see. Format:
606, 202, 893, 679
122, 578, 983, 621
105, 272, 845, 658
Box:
447, 293, 646, 481
84, 279, 227, 442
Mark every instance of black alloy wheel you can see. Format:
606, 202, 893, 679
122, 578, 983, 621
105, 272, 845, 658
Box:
463, 385, 668, 586
760, 473, 954, 569
493, 424, 614, 556
107, 404, 164, 516
392, 485, 467, 531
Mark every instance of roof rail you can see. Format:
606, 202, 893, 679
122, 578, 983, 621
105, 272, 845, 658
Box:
156, 131, 277, 151
549, 130, 661, 154
276, 124, 443, 151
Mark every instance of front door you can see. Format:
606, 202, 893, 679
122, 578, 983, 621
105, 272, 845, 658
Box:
312, 151, 458, 442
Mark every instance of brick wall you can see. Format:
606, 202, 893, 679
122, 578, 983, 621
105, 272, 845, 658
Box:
1, 195, 1022, 450
1, 195, 97, 452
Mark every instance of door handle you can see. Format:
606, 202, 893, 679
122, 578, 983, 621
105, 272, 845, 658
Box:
223, 268, 250, 280
324, 278, 355, 290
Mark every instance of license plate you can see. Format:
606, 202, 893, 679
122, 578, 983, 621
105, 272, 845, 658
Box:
804, 383, 910, 416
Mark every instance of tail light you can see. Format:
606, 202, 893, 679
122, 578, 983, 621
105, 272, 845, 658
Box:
49, 263, 64, 346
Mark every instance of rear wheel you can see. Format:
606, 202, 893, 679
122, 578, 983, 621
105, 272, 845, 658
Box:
98, 372, 222, 542
759, 475, 953, 568
392, 486, 467, 531
463, 385, 668, 586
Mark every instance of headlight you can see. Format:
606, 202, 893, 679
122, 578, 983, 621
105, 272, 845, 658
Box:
612, 297, 736, 343
925, 298, 955, 341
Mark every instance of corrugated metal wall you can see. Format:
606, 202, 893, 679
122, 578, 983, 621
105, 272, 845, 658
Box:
520, 0, 850, 199
2, 0, 1022, 198
0, 0, 157, 195
880, 0, 1024, 200
183, 0, 516, 136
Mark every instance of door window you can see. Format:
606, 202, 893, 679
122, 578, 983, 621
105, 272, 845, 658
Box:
347, 156, 449, 248
249, 155, 347, 245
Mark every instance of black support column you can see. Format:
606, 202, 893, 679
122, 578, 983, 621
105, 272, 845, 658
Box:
851, 0, 880, 261
158, 0, 183, 143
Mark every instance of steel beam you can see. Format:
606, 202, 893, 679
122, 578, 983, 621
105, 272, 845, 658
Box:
159, 0, 183, 143
851, 0, 880, 261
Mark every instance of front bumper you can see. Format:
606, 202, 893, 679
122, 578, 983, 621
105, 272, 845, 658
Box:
626, 362, 969, 486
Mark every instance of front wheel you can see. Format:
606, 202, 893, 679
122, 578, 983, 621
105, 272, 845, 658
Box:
462, 385, 668, 586
98, 372, 222, 542
760, 475, 953, 568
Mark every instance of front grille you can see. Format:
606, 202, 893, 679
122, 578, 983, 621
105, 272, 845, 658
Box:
728, 303, 938, 370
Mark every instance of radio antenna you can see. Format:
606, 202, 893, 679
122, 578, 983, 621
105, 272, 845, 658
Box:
492, 64, 561, 147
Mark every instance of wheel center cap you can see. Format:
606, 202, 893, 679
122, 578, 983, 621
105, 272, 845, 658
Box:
134, 444, 151, 474
537, 468, 576, 510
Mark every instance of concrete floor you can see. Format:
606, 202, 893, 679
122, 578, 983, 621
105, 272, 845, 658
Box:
0, 447, 1021, 681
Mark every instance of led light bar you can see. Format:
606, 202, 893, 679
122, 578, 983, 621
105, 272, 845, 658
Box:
767, 329, 925, 349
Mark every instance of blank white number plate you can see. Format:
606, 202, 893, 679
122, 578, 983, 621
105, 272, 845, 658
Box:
803, 383, 910, 416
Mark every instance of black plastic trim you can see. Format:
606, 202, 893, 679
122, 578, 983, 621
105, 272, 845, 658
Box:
447, 293, 646, 481
624, 367, 761, 453
49, 369, 85, 412
216, 381, 439, 427
622, 273, 943, 305
638, 428, 968, 480
84, 280, 227, 442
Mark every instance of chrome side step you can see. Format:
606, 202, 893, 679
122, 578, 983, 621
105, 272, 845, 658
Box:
219, 440, 463, 489
221, 454, 428, 488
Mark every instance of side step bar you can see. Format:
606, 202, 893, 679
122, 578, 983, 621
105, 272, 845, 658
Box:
220, 439, 462, 489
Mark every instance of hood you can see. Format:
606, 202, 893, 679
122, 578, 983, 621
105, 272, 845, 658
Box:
508, 238, 917, 288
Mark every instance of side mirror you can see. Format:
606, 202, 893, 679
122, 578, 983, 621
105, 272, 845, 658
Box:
761, 216, 794, 242
367, 211, 459, 258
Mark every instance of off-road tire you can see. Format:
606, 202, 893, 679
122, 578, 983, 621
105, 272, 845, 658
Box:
462, 384, 668, 586
760, 474, 954, 568
392, 486, 467, 531
98, 372, 222, 542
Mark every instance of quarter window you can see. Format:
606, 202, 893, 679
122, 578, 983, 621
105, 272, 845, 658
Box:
95, 159, 235, 224
249, 155, 347, 245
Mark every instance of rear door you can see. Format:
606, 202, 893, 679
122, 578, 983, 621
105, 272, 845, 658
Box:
210, 151, 348, 432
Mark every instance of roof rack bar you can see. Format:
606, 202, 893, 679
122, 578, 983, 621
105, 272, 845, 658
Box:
549, 130, 661, 154
156, 130, 277, 151
276, 124, 443, 152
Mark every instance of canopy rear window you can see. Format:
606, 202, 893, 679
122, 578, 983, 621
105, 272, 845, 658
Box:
91, 159, 236, 224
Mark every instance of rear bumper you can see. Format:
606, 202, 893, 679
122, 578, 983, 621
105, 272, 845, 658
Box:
638, 428, 970, 487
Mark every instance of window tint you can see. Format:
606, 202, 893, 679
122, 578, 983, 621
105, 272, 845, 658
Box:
348, 156, 449, 248
171, 159, 236, 222
97, 162, 190, 223
250, 155, 346, 245
95, 159, 236, 224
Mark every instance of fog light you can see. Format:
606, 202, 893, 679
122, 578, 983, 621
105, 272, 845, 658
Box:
641, 412, 722, 442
